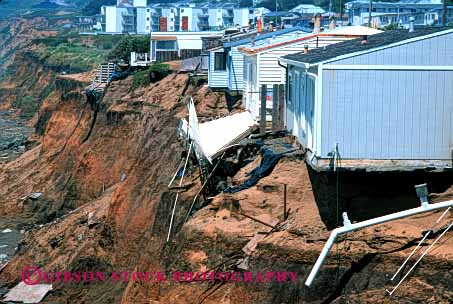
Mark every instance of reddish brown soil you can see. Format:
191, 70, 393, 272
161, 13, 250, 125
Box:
0, 71, 452, 304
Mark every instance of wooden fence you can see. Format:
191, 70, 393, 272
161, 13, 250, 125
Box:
155, 49, 203, 63
260, 84, 285, 135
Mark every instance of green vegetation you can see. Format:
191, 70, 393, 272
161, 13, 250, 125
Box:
131, 64, 170, 91
14, 95, 39, 118
82, 0, 116, 15
384, 23, 400, 30
108, 35, 150, 63
35, 43, 105, 72
32, 34, 122, 72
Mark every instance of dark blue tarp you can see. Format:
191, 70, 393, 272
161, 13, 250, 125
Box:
224, 146, 283, 194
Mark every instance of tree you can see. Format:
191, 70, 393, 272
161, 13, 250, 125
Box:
82, 0, 116, 15
108, 35, 150, 63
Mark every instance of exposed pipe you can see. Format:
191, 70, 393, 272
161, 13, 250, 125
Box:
305, 199, 453, 287
168, 158, 185, 188
166, 141, 193, 243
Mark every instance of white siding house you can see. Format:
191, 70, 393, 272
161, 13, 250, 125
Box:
208, 48, 228, 88
280, 28, 453, 172
151, 31, 222, 62
239, 26, 382, 119
207, 27, 308, 91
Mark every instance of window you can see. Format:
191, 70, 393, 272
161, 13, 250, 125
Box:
146, 17, 150, 21
181, 9, 184, 12
147, 8, 150, 12
171, 18, 174, 22
156, 40, 176, 50
214, 52, 226, 70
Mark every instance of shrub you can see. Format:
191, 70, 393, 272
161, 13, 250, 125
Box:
131, 64, 170, 91
384, 23, 400, 30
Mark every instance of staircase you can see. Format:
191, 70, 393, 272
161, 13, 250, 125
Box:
88, 62, 117, 93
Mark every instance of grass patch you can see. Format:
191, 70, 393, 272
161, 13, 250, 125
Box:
31, 35, 123, 73
36, 43, 105, 72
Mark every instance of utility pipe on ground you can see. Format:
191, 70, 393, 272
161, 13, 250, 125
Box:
305, 199, 453, 287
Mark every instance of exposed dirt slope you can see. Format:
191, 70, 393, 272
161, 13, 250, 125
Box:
0, 72, 452, 304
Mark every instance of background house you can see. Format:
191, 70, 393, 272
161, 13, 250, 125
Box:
151, 31, 222, 62
280, 28, 453, 171
207, 27, 307, 92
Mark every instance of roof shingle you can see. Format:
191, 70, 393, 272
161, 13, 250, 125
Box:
282, 27, 452, 64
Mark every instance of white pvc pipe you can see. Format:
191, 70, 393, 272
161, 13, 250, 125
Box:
166, 142, 193, 243
168, 158, 184, 188
305, 199, 453, 287
390, 207, 451, 281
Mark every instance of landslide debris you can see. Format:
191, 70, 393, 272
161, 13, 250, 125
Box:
0, 70, 452, 304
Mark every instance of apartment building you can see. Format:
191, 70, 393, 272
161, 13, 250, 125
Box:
101, 2, 259, 34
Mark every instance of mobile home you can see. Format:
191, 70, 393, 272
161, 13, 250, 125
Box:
280, 28, 453, 171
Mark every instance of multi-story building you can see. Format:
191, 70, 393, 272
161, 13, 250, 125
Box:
101, 2, 261, 34
101, 0, 152, 34
345, 0, 452, 27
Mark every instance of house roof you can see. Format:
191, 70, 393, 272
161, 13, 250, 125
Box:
223, 27, 308, 48
238, 26, 382, 55
151, 36, 177, 41
282, 27, 453, 65
290, 4, 325, 14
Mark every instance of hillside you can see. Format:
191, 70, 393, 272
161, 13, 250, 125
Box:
0, 18, 123, 117
0, 63, 452, 303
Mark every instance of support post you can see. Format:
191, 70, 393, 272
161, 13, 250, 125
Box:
278, 84, 285, 131
260, 84, 267, 135
240, 211, 277, 230
272, 84, 279, 132
283, 184, 287, 220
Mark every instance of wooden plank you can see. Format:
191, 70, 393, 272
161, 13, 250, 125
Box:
278, 84, 285, 131
260, 84, 267, 135
272, 84, 278, 132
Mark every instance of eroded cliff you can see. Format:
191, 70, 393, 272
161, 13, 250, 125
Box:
0, 70, 452, 304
